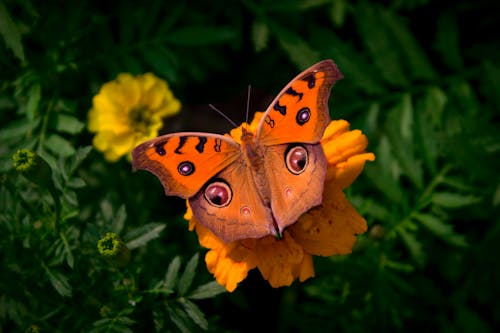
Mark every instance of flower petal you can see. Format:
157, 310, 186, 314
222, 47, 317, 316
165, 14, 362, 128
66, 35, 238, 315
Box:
253, 233, 306, 288
289, 182, 367, 257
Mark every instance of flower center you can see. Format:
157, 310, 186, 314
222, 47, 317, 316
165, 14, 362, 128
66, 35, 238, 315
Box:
129, 106, 153, 135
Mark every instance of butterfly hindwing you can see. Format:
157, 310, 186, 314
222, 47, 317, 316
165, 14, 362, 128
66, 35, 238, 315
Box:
189, 160, 275, 243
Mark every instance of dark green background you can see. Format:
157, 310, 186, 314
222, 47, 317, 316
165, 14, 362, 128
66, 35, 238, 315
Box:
1, 0, 499, 332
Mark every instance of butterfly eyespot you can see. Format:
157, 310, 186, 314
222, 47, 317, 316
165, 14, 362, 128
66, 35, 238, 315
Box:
296, 107, 311, 125
178, 161, 195, 176
240, 206, 251, 216
204, 181, 232, 207
285, 145, 308, 175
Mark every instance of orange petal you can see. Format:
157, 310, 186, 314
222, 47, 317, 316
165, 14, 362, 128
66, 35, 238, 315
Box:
326, 152, 375, 189
253, 233, 306, 288
289, 182, 367, 257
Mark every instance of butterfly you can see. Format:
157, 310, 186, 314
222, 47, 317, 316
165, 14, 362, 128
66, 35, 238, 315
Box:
132, 60, 343, 243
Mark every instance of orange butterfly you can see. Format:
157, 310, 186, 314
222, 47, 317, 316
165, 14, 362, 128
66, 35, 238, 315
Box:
132, 60, 343, 243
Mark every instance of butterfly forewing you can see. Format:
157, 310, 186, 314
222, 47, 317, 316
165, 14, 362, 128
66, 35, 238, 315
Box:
132, 133, 240, 198
256, 59, 343, 146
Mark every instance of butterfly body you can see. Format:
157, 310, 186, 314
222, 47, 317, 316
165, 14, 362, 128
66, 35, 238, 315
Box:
132, 60, 343, 243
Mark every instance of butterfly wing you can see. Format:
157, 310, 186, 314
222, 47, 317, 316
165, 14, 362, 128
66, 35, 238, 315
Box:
132, 133, 240, 198
263, 142, 327, 234
257, 60, 342, 232
189, 161, 275, 243
256, 59, 343, 145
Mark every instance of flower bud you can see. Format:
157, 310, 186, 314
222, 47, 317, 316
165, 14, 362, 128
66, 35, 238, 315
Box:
12, 149, 53, 189
97, 232, 130, 267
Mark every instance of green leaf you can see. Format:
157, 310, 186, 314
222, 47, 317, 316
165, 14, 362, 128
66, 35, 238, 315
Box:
431, 192, 481, 209
0, 2, 25, 63
164, 256, 181, 291
67, 146, 92, 175
265, 0, 331, 11
177, 253, 199, 296
310, 27, 385, 95
43, 265, 72, 297
0, 118, 40, 142
52, 113, 85, 135
397, 225, 425, 267
251, 20, 269, 52
60, 231, 75, 268
354, 3, 408, 86
124, 222, 165, 250
188, 281, 226, 300
167, 303, 192, 333
141, 47, 177, 82
386, 95, 423, 189
413, 213, 467, 247
25, 83, 41, 121
178, 298, 208, 330
381, 8, 436, 80
365, 136, 405, 204
415, 87, 447, 174
164, 26, 236, 46
44, 134, 75, 157
270, 22, 320, 69
434, 12, 463, 70
329, 0, 346, 27
455, 306, 493, 333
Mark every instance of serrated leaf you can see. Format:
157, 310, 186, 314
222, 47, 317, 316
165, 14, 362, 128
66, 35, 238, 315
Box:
266, 0, 331, 11
164, 256, 182, 291
44, 134, 75, 157
354, 3, 408, 86
53, 113, 85, 135
67, 146, 92, 174
108, 204, 127, 235
60, 231, 75, 268
434, 12, 463, 70
188, 281, 226, 300
397, 226, 425, 267
44, 266, 72, 297
177, 253, 199, 296
415, 87, 447, 174
381, 8, 436, 80
0, 2, 25, 63
365, 137, 405, 203
62, 190, 78, 207
251, 20, 269, 52
164, 26, 236, 46
329, 0, 346, 27
141, 47, 177, 82
413, 213, 467, 247
270, 22, 320, 69
167, 303, 192, 333
66, 177, 86, 189
178, 298, 208, 330
386, 95, 423, 189
0, 118, 40, 142
124, 223, 165, 250
310, 27, 385, 95
431, 192, 481, 209
25, 83, 41, 121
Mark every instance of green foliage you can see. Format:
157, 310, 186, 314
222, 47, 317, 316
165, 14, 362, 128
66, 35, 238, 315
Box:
1, 0, 499, 332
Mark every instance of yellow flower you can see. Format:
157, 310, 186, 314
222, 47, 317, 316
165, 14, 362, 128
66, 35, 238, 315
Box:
185, 112, 375, 291
88, 73, 181, 162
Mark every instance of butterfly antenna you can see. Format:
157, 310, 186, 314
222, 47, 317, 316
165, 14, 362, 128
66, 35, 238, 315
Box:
208, 104, 239, 128
245, 85, 251, 124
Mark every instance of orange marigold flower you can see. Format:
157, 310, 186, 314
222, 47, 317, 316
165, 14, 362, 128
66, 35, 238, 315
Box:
88, 73, 181, 162
186, 112, 375, 291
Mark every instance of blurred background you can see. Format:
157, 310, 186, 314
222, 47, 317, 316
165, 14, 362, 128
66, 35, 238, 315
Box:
1, 0, 499, 332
